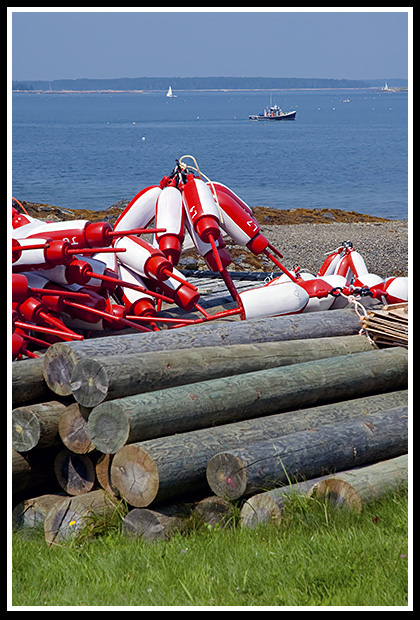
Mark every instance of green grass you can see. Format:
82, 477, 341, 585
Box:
11, 487, 410, 608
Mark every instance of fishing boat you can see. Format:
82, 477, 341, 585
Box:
249, 103, 296, 121
249, 94, 296, 121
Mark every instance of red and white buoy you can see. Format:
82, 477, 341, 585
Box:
154, 183, 185, 265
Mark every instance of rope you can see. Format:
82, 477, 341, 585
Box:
178, 155, 224, 224
334, 289, 376, 345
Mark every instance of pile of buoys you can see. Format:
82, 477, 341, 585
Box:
11, 156, 408, 360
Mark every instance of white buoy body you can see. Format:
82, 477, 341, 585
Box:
113, 186, 162, 232
239, 281, 309, 320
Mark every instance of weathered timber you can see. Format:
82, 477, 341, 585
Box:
122, 507, 188, 542
53, 449, 97, 496
12, 493, 67, 530
310, 454, 409, 512
58, 403, 95, 454
12, 356, 51, 407
95, 453, 118, 495
206, 406, 408, 501
109, 391, 408, 507
89, 347, 408, 454
42, 308, 363, 396
12, 401, 66, 452
71, 335, 375, 408
194, 496, 237, 529
240, 476, 331, 528
44, 489, 120, 546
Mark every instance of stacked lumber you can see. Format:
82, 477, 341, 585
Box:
361, 303, 408, 348
11, 307, 409, 544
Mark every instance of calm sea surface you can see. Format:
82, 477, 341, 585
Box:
12, 89, 409, 219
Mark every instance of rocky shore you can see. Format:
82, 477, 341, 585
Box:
13, 199, 409, 279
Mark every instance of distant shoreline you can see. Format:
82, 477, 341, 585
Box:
12, 87, 408, 94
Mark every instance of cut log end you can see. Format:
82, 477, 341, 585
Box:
194, 496, 236, 529
240, 494, 283, 528
122, 508, 183, 542
54, 449, 96, 496
110, 444, 159, 507
311, 478, 363, 513
206, 452, 247, 501
70, 358, 110, 408
43, 345, 81, 396
44, 490, 119, 546
58, 403, 95, 454
12, 407, 41, 452
87, 402, 131, 454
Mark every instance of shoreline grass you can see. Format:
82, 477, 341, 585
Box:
11, 486, 409, 609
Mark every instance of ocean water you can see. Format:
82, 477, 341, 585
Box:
11, 89, 409, 219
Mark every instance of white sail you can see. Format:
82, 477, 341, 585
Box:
166, 86, 173, 97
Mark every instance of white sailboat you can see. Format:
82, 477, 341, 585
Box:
166, 86, 177, 98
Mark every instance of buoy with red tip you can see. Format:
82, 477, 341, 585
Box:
208, 182, 269, 254
114, 235, 197, 291
13, 299, 84, 342
116, 263, 158, 318
144, 266, 201, 312
113, 185, 162, 232
181, 174, 221, 243
155, 182, 185, 265
60, 294, 152, 333
12, 237, 123, 272
184, 216, 232, 273
181, 173, 225, 271
368, 276, 409, 305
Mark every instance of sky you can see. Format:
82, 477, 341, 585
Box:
9, 8, 411, 82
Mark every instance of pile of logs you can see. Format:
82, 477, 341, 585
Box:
11, 307, 409, 545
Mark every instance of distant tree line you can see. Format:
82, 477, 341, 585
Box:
12, 76, 373, 91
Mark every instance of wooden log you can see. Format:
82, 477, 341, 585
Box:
12, 356, 51, 408
44, 489, 120, 546
206, 406, 408, 501
194, 496, 237, 529
12, 493, 67, 530
109, 391, 408, 507
122, 507, 188, 542
12, 401, 66, 452
58, 403, 95, 454
53, 449, 97, 496
95, 453, 119, 496
310, 454, 409, 513
42, 308, 363, 396
70, 335, 375, 408
240, 476, 330, 528
89, 347, 408, 454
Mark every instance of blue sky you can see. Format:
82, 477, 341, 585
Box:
10, 8, 411, 82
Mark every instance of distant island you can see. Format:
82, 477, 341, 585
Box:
11, 76, 408, 93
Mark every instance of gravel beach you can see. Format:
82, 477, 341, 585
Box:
258, 221, 409, 279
